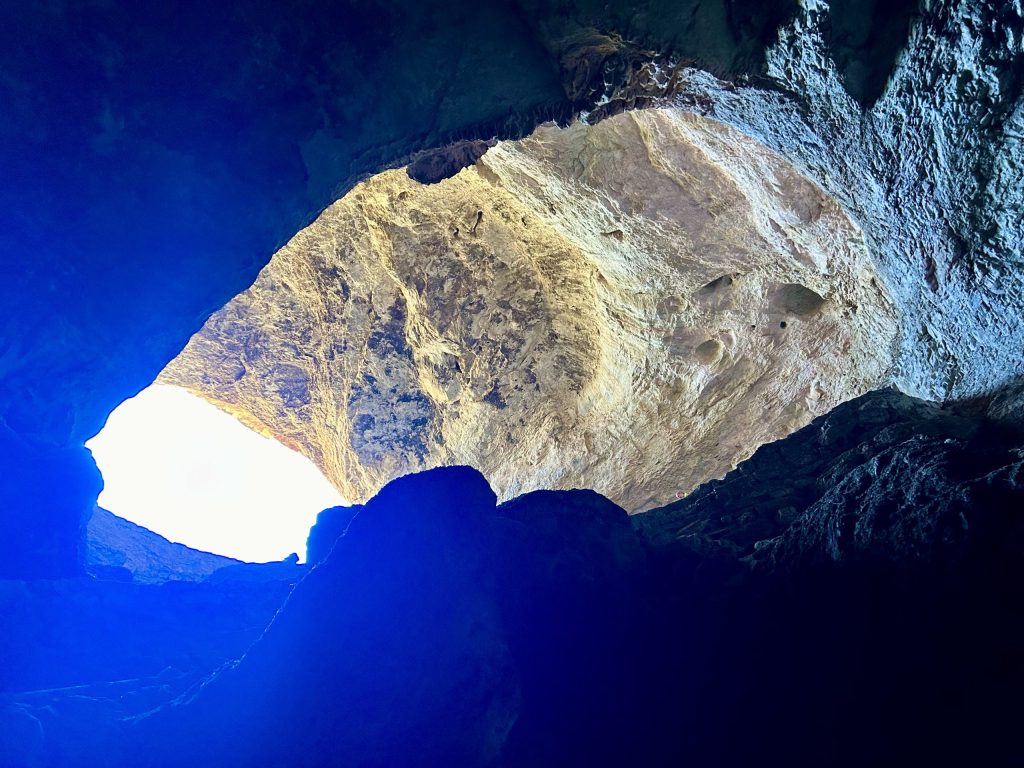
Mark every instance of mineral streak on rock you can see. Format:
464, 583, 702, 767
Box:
161, 109, 897, 510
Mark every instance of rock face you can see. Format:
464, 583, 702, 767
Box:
2, 1, 1022, 762
7, 393, 1022, 766
1, 514, 306, 697
640, 0, 1024, 402
637, 387, 1024, 572
1, 0, 1020, 578
0, 572, 297, 696
161, 109, 897, 511
634, 388, 1024, 766
85, 507, 241, 584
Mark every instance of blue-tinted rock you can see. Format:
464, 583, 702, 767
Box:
85, 507, 240, 584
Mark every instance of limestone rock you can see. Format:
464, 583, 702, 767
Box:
636, 387, 1024, 574
0, 574, 295, 695
161, 109, 897, 510
3, 0, 1020, 579
632, 389, 1024, 768
0, 0, 798, 578
126, 467, 524, 768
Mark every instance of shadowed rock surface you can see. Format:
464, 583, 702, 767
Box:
635, 388, 1024, 766
0, 572, 297, 696
824, 0, 920, 107
2, 515, 306, 698
636, 387, 1022, 565
5, 390, 1021, 766
406, 140, 496, 184
305, 504, 362, 564
85, 507, 241, 584
652, 1, 1024, 403
1, 0, 1022, 764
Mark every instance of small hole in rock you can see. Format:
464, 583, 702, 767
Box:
772, 283, 826, 316
695, 339, 725, 365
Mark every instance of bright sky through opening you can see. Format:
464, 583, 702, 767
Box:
86, 384, 347, 563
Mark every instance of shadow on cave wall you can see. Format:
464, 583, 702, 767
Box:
825, 0, 920, 106
3, 389, 1022, 766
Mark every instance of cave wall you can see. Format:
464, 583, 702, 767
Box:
84, 507, 242, 584
0, 0, 801, 577
0, 572, 295, 696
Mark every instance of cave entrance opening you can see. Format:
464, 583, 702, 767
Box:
86, 383, 347, 563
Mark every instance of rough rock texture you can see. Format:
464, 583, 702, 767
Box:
5, 468, 669, 767
637, 387, 1024, 570
85, 507, 241, 584
161, 109, 897, 511
613, 0, 1024, 403
6, 397, 1022, 766
2, 515, 306, 697
634, 388, 1024, 766
406, 140, 496, 185
127, 469, 537, 767
0, 0, 801, 578
2, 1, 1022, 761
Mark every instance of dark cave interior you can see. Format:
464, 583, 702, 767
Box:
1, 1, 1023, 766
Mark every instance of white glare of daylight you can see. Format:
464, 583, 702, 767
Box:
86, 384, 347, 563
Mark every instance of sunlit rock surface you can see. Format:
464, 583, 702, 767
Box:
0, 0, 799, 577
161, 110, 897, 510
2, 0, 1019, 576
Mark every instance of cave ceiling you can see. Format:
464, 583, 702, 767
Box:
161, 109, 898, 509
0, 0, 1021, 575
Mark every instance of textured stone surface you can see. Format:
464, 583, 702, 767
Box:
2, 1, 1022, 761
3, 0, 1021, 576
126, 468, 525, 768
637, 387, 1024, 571
11, 468, 668, 767
0, 572, 297, 695
615, 0, 1024, 403
161, 109, 897, 510
633, 388, 1024, 766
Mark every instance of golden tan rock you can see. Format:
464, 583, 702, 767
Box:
159, 109, 898, 511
